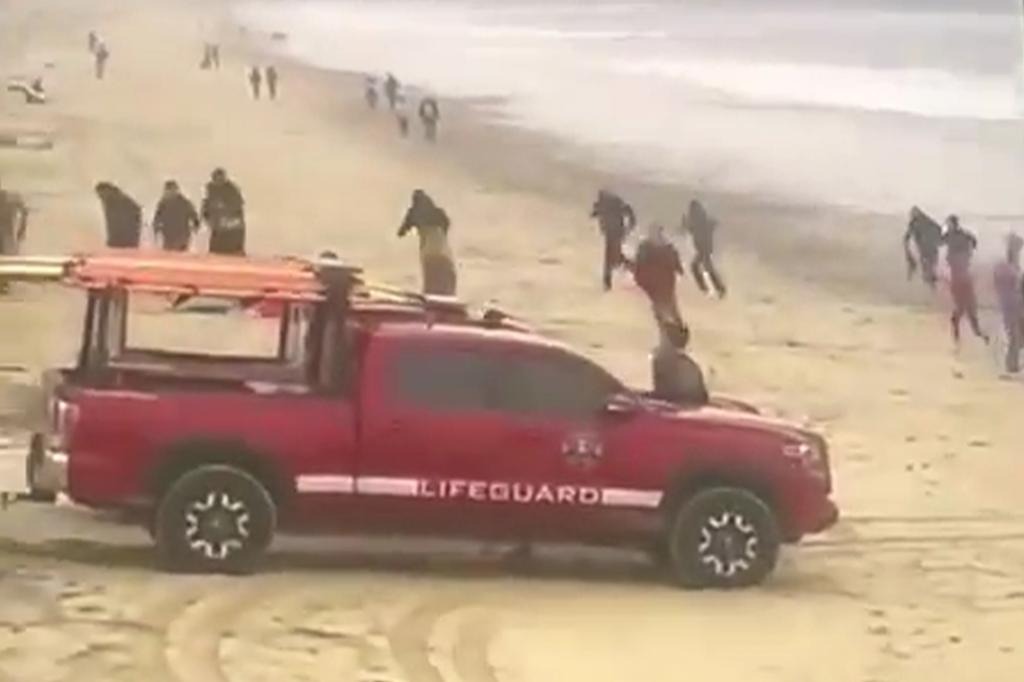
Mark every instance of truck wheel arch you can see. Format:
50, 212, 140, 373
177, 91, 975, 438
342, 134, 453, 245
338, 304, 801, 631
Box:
148, 438, 290, 509
661, 470, 778, 526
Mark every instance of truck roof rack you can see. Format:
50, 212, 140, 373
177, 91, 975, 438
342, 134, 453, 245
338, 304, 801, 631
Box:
0, 252, 527, 330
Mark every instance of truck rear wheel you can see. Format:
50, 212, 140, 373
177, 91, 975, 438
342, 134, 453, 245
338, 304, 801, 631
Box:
154, 465, 276, 574
667, 487, 780, 589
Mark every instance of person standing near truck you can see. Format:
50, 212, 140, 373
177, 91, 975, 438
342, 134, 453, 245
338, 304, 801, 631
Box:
201, 168, 246, 255
651, 319, 706, 405
590, 189, 636, 291
398, 189, 457, 296
153, 180, 200, 252
95, 182, 141, 248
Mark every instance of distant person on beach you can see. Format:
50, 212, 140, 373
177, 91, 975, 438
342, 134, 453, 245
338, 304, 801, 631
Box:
201, 168, 246, 255
384, 73, 400, 110
993, 233, 1024, 373
904, 205, 943, 288
87, 31, 98, 53
365, 75, 379, 109
398, 189, 457, 296
681, 199, 726, 298
95, 182, 141, 248
651, 319, 707, 406
201, 44, 213, 70
418, 96, 440, 142
395, 94, 410, 137
266, 65, 279, 100
248, 66, 262, 99
94, 41, 110, 79
942, 215, 988, 346
153, 180, 200, 252
0, 179, 29, 257
210, 44, 221, 69
634, 223, 685, 330
590, 189, 636, 291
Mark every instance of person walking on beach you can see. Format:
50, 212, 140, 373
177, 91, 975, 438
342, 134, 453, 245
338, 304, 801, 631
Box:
201, 168, 246, 255
248, 66, 262, 99
153, 180, 200, 252
384, 73, 400, 110
590, 189, 636, 291
398, 189, 457, 296
418, 96, 440, 142
265, 66, 279, 100
95, 182, 141, 249
904, 205, 943, 289
681, 199, 726, 298
365, 75, 379, 109
942, 215, 988, 346
993, 233, 1024, 373
395, 94, 410, 137
94, 41, 110, 80
634, 223, 686, 331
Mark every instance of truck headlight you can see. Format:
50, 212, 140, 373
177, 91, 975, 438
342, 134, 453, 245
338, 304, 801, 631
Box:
783, 434, 830, 487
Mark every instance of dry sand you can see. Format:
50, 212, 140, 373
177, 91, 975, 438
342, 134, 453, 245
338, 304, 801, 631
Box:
2, 0, 1024, 680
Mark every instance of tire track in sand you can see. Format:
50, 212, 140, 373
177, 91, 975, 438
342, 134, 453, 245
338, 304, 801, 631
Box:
389, 597, 501, 682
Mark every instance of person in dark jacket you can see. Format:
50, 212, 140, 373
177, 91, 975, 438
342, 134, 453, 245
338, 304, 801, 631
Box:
634, 223, 685, 330
904, 205, 943, 288
265, 65, 279, 100
248, 66, 262, 99
418, 96, 440, 142
153, 180, 200, 252
590, 189, 636, 290
384, 73, 399, 110
398, 189, 456, 295
682, 199, 726, 298
95, 182, 141, 248
201, 168, 246, 255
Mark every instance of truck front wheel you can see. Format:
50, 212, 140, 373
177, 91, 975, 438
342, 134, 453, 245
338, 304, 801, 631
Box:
154, 465, 276, 574
667, 487, 780, 589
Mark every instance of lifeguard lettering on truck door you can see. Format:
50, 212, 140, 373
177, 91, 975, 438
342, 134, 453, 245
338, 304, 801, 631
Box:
294, 475, 663, 508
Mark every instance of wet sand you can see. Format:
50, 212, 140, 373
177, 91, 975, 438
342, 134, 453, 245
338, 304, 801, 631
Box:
1, 0, 1024, 680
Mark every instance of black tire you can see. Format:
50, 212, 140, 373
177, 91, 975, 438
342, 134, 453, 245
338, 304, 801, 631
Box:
154, 465, 276, 574
25, 440, 57, 503
666, 486, 780, 589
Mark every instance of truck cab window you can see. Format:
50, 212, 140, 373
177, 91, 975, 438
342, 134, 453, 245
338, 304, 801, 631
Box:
393, 347, 498, 411
499, 353, 622, 418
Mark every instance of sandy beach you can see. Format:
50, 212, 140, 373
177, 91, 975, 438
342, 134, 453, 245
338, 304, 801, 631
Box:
2, 0, 1024, 679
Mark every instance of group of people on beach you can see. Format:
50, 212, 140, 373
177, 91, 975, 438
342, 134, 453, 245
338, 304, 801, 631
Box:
903, 207, 1024, 374
365, 73, 441, 142
94, 169, 247, 256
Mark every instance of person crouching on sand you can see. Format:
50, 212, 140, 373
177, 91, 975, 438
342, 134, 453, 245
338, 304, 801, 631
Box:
95, 182, 141, 248
634, 222, 686, 331
153, 180, 200, 252
993, 232, 1024, 374
398, 190, 457, 296
651, 319, 707, 406
942, 215, 988, 346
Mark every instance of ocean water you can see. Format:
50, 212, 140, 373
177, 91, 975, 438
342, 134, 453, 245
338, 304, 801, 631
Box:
236, 0, 1024, 220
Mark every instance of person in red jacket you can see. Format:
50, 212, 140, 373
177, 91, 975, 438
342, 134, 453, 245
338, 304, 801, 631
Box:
634, 223, 685, 330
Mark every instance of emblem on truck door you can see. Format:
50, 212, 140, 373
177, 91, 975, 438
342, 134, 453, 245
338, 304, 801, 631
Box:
562, 431, 604, 469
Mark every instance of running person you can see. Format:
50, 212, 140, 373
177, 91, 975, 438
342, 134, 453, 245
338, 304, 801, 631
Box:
942, 215, 988, 345
590, 190, 636, 291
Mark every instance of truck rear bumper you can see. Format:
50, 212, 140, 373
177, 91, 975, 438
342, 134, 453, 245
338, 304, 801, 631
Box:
27, 434, 68, 497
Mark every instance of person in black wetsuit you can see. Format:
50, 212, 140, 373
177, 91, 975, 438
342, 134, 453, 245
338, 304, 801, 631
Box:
95, 182, 141, 248
589, 189, 636, 291
153, 180, 200, 252
201, 168, 246, 255
903, 205, 943, 288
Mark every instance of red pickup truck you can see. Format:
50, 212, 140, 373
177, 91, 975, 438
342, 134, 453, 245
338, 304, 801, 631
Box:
12, 252, 837, 588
